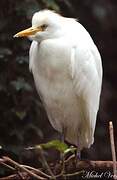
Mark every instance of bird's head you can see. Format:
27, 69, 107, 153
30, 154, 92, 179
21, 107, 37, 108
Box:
14, 10, 65, 42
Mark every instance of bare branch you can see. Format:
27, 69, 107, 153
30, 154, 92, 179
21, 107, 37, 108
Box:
0, 159, 15, 171
2, 156, 46, 180
21, 164, 51, 178
109, 121, 117, 179
0, 156, 117, 180
0, 172, 28, 180
76, 160, 117, 170
37, 145, 56, 179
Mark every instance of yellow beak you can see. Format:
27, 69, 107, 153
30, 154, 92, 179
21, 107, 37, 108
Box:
14, 26, 42, 38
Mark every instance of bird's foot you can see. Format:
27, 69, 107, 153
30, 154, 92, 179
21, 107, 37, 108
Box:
75, 150, 81, 166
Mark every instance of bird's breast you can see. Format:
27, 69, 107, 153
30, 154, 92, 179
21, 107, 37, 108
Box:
30, 40, 79, 129
34, 40, 71, 82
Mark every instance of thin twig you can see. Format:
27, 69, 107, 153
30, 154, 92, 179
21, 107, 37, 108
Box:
21, 164, 51, 178
60, 154, 66, 180
37, 146, 56, 179
76, 160, 117, 170
55, 170, 84, 178
17, 171, 25, 180
0, 159, 117, 179
0, 161, 15, 171
2, 156, 46, 180
0, 172, 28, 180
64, 170, 85, 177
109, 121, 117, 179
0, 157, 52, 179
65, 154, 75, 163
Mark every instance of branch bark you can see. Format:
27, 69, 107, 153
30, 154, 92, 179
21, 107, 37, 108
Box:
76, 160, 117, 170
109, 121, 117, 179
0, 156, 117, 180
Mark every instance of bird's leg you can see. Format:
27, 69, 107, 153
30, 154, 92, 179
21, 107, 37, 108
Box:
60, 127, 65, 160
75, 143, 81, 165
76, 149, 81, 159
60, 127, 66, 177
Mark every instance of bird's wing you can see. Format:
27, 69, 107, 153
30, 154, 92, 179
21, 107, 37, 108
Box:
70, 43, 102, 146
29, 41, 38, 72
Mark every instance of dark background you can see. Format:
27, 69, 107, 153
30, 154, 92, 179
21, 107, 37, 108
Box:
0, 0, 117, 175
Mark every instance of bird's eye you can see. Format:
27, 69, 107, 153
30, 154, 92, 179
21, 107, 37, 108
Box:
41, 24, 48, 30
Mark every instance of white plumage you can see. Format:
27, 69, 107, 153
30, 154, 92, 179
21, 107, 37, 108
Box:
14, 10, 102, 150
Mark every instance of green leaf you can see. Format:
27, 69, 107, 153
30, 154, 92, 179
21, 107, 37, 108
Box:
26, 140, 77, 155
15, 111, 26, 120
64, 146, 77, 155
38, 140, 68, 153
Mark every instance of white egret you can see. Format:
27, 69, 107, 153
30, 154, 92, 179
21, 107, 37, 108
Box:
14, 10, 102, 151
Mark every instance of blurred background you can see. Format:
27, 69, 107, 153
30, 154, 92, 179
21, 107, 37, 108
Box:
0, 0, 117, 175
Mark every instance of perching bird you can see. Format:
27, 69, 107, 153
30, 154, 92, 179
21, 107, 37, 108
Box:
14, 9, 102, 151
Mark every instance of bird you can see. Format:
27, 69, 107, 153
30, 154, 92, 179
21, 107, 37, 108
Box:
14, 9, 102, 152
